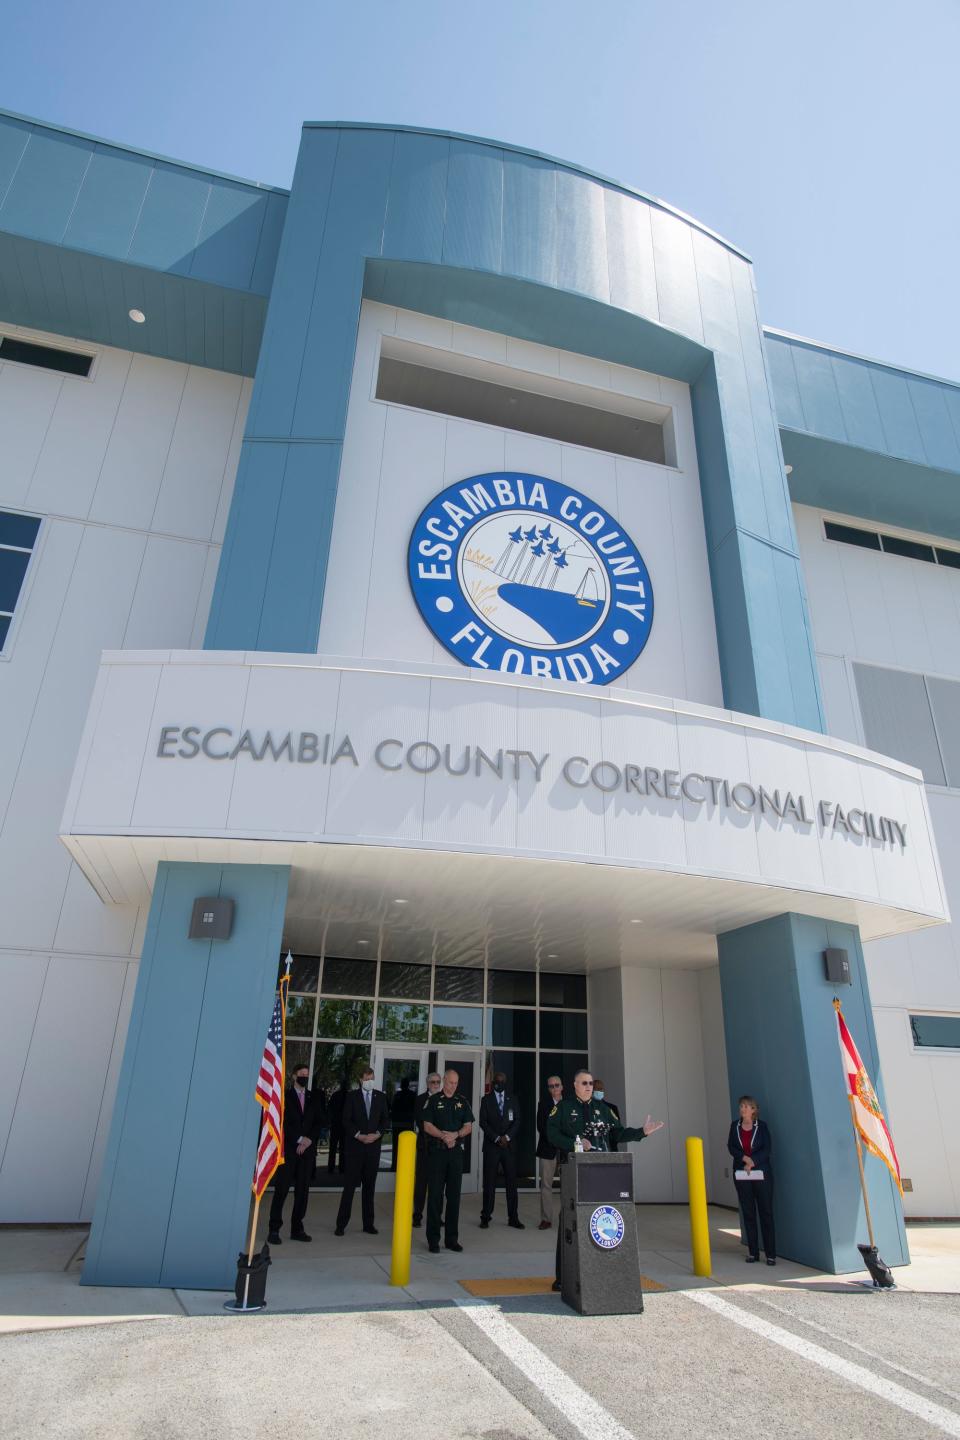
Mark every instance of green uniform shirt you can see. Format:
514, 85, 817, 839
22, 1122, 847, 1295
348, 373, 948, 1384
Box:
546, 1095, 645, 1153
422, 1090, 475, 1145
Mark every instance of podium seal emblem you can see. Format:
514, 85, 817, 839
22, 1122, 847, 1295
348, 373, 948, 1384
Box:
589, 1204, 625, 1249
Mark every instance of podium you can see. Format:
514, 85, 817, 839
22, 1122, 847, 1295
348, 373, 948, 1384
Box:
559, 1152, 643, 1315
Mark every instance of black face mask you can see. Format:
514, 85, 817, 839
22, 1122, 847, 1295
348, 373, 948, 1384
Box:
494, 1083, 505, 1094
294, 1076, 308, 1088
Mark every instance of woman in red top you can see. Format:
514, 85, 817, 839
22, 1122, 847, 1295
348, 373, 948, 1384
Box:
727, 1095, 776, 1265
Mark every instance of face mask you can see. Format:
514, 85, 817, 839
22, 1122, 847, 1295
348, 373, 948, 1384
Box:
294, 1075, 308, 1088
594, 1090, 604, 1100
362, 1079, 374, 1092
494, 1083, 505, 1094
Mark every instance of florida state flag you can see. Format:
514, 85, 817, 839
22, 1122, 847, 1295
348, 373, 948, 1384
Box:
835, 1002, 902, 1194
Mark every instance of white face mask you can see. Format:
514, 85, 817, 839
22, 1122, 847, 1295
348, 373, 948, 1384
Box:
594, 1090, 605, 1100
362, 1078, 374, 1093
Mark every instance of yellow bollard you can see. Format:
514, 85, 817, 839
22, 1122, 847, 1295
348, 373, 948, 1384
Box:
685, 1136, 712, 1278
390, 1129, 417, 1286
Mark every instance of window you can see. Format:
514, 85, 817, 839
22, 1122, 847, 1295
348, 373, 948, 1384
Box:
824, 521, 881, 551
824, 517, 960, 568
0, 335, 93, 377
376, 337, 674, 466
0, 510, 40, 650
854, 663, 960, 788
910, 1014, 960, 1049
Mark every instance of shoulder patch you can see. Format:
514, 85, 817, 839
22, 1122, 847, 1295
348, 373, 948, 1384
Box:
549, 1105, 558, 1117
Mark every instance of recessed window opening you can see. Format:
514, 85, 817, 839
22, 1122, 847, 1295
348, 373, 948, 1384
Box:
376, 338, 674, 466
910, 1013, 960, 1049
0, 510, 41, 652
0, 336, 93, 378
824, 518, 958, 567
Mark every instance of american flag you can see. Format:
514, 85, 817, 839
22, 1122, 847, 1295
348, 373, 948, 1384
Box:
253, 969, 288, 1197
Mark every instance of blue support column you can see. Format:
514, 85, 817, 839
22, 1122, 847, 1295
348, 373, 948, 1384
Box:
718, 913, 908, 1273
82, 862, 289, 1289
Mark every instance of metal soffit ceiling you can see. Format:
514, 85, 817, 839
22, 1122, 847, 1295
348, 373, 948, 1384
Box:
62, 834, 943, 972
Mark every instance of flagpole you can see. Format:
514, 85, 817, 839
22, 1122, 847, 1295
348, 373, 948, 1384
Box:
847, 1094, 876, 1250
834, 997, 877, 1251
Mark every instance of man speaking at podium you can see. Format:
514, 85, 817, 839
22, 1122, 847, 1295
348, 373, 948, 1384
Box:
547, 1069, 664, 1291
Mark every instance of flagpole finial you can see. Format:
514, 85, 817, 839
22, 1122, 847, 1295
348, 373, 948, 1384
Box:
832, 996, 842, 1011
284, 950, 293, 976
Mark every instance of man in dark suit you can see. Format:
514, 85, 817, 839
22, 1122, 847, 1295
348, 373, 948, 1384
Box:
413, 1071, 442, 1227
267, 1062, 325, 1244
335, 1067, 389, 1236
479, 1070, 524, 1230
536, 1075, 563, 1229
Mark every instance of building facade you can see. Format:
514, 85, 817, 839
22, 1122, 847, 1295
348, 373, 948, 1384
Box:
0, 111, 957, 1288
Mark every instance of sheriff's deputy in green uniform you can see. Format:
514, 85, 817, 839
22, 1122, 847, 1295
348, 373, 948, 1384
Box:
547, 1068, 664, 1291
422, 1067, 475, 1253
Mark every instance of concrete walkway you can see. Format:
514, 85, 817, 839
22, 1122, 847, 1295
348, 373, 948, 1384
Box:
1, 1193, 958, 1335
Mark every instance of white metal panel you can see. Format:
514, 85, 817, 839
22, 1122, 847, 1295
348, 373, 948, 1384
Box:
0, 952, 48, 1173
122, 536, 211, 651
0, 954, 129, 1221
0, 361, 62, 509
660, 968, 711, 1201
872, 1006, 959, 1218
26, 347, 132, 519
619, 967, 670, 1201
89, 353, 188, 531
152, 366, 244, 541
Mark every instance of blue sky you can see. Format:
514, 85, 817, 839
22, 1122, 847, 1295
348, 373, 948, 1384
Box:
2, 0, 957, 379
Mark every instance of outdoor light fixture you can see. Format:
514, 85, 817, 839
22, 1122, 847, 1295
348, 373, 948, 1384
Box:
188, 896, 234, 940
128, 308, 146, 324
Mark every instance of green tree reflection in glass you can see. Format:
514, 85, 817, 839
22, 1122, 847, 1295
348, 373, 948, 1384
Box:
375, 1003, 429, 1043
315, 998, 374, 1040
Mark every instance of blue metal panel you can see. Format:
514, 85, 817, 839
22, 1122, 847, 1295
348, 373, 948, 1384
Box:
0, 115, 30, 208
250, 189, 288, 295
0, 127, 90, 243
127, 162, 211, 276
245, 128, 340, 439
907, 377, 960, 472
602, 186, 658, 322
790, 342, 847, 442
383, 131, 449, 265
83, 862, 289, 1289
870, 366, 926, 464
291, 129, 394, 441
62, 146, 152, 259
502, 151, 558, 289
719, 913, 907, 1273
442, 140, 504, 273
827, 355, 885, 452
649, 207, 703, 343
257, 443, 342, 651
556, 168, 609, 303
191, 178, 272, 290
764, 332, 804, 432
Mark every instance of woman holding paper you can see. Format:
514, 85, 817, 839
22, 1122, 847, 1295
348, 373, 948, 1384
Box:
727, 1096, 776, 1265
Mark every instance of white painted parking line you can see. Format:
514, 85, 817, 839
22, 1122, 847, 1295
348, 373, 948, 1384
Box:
750, 1291, 960, 1408
455, 1298, 637, 1440
687, 1289, 960, 1438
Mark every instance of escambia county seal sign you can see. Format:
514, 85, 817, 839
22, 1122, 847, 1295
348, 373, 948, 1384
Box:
408, 472, 653, 686
589, 1205, 625, 1249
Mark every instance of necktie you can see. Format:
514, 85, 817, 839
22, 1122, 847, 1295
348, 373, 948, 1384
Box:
298, 1089, 305, 1113
497, 1092, 504, 1115
364, 1090, 371, 1119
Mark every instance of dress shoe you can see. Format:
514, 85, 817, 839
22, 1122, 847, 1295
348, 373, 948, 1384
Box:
267, 1232, 282, 1245
412, 1215, 422, 1228
445, 1241, 463, 1252
538, 1220, 551, 1231
551, 1279, 561, 1292
363, 1226, 378, 1235
291, 1230, 312, 1242
334, 1226, 345, 1237
428, 1243, 440, 1253
766, 1258, 777, 1266
479, 1217, 490, 1229
745, 1254, 759, 1263
508, 1218, 525, 1230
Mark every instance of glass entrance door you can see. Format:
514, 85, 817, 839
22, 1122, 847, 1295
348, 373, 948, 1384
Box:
372, 1046, 427, 1191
